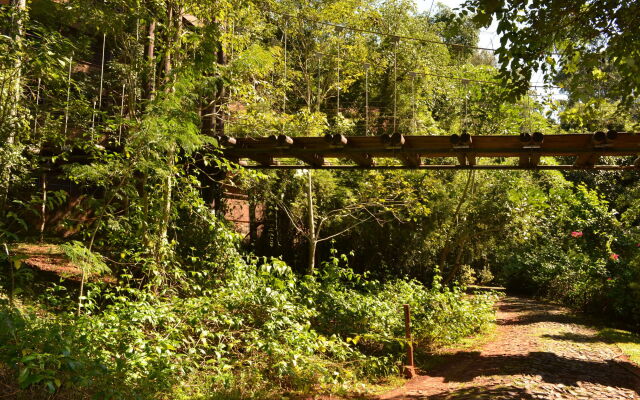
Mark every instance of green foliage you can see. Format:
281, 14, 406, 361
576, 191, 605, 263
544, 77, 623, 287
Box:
4, 0, 640, 398
463, 0, 640, 104
0, 252, 497, 399
60, 241, 110, 278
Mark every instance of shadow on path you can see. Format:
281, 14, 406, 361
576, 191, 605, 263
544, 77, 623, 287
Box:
380, 297, 640, 399
417, 350, 639, 392
383, 386, 536, 400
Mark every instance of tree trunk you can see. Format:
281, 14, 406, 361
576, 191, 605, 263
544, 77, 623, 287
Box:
163, 6, 173, 84
307, 170, 316, 274
438, 170, 474, 268
155, 2, 179, 272
9, 0, 25, 143
0, 0, 27, 211
444, 232, 469, 285
146, 20, 156, 100
3, 244, 13, 307
158, 157, 173, 253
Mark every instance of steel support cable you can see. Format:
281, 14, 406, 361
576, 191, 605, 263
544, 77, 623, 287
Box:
265, 8, 500, 53
365, 62, 370, 135
64, 54, 73, 137
410, 72, 416, 134
316, 52, 322, 112
283, 19, 288, 115
336, 26, 342, 115
98, 33, 106, 109
308, 51, 559, 90
34, 78, 41, 137
119, 83, 126, 144
393, 36, 398, 134
463, 78, 469, 133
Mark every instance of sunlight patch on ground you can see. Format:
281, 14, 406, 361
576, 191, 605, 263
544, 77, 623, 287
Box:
598, 328, 640, 365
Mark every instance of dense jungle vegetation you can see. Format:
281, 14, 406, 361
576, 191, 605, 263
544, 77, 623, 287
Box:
0, 0, 639, 398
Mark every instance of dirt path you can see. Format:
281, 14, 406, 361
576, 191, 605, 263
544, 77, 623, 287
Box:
379, 297, 640, 400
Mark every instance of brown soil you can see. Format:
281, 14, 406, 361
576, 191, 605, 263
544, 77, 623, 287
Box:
379, 297, 640, 400
9, 243, 114, 283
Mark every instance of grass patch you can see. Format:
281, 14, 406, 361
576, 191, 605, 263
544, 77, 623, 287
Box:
598, 328, 640, 365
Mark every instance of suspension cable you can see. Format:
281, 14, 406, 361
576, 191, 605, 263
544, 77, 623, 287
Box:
364, 62, 370, 135
98, 33, 106, 110
283, 19, 288, 116
316, 52, 322, 112
118, 83, 126, 144
393, 36, 398, 134
34, 77, 41, 137
64, 55, 73, 137
410, 71, 416, 134
336, 27, 343, 115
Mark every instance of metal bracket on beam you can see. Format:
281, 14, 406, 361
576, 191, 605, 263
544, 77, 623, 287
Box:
350, 152, 375, 167
324, 133, 348, 148
401, 153, 421, 168
574, 131, 615, 167
451, 133, 473, 166
296, 153, 325, 167
216, 135, 237, 147
382, 133, 405, 149
270, 134, 294, 149
519, 132, 543, 166
247, 155, 276, 166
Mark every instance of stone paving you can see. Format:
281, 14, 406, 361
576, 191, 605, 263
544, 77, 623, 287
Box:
379, 297, 640, 400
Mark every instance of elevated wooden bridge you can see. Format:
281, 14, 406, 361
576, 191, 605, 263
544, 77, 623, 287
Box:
219, 131, 640, 170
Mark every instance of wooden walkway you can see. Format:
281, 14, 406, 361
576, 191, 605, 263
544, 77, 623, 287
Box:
219, 131, 640, 170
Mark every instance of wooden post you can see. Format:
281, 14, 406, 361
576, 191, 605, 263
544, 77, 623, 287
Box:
403, 304, 416, 378
3, 244, 13, 307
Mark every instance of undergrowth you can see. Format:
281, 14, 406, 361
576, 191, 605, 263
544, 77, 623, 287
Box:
0, 253, 498, 399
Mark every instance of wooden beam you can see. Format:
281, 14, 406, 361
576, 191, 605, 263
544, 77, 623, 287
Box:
221, 133, 640, 168
243, 164, 640, 170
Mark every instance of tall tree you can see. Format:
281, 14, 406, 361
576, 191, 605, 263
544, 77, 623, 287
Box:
0, 0, 27, 211
462, 0, 640, 104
